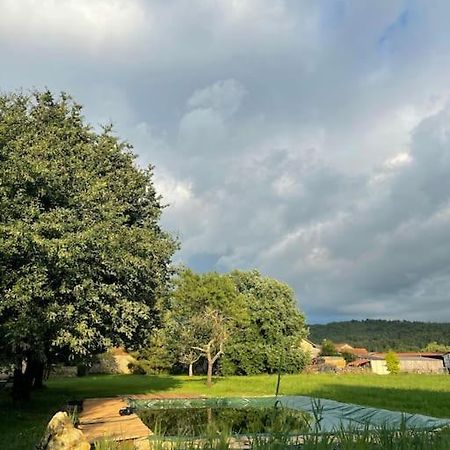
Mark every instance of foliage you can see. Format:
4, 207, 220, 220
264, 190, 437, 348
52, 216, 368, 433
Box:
190, 308, 228, 385
223, 270, 309, 375
0, 90, 177, 397
341, 352, 357, 363
385, 351, 400, 374
164, 269, 243, 383
319, 340, 339, 357
422, 342, 450, 353
138, 406, 310, 437
309, 320, 450, 352
130, 330, 176, 375
148, 425, 450, 450
138, 269, 309, 377
89, 351, 120, 375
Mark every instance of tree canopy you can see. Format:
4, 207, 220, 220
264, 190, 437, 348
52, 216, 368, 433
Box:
0, 91, 177, 398
223, 270, 309, 375
309, 320, 450, 352
319, 339, 339, 357
141, 269, 310, 379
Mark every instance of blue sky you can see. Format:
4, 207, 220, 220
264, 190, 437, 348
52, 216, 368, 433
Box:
1, 0, 450, 323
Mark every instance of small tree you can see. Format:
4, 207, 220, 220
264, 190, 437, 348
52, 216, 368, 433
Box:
191, 309, 228, 386
341, 352, 357, 363
177, 323, 203, 377
385, 351, 400, 374
180, 350, 202, 377
319, 339, 339, 356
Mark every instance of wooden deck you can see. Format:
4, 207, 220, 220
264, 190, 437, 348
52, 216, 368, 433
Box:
78, 397, 151, 443
78, 394, 202, 446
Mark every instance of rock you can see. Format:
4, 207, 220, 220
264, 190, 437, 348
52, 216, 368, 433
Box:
38, 411, 90, 450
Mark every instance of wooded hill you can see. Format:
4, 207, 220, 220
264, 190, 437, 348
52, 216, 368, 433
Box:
309, 319, 450, 352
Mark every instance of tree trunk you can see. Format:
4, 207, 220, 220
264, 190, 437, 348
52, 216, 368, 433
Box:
188, 363, 194, 377
207, 358, 213, 387
24, 358, 46, 389
12, 357, 46, 402
32, 361, 45, 389
12, 361, 31, 403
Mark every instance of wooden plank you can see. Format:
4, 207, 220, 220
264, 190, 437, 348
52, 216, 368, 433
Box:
78, 397, 151, 443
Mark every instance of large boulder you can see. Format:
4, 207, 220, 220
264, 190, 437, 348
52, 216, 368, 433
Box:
38, 411, 90, 450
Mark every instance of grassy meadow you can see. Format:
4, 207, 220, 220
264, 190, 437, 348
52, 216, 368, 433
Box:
1, 373, 450, 450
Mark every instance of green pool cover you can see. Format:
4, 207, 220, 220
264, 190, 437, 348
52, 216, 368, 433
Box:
129, 395, 450, 433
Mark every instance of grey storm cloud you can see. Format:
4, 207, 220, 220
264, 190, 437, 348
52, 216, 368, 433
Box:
1, 0, 450, 322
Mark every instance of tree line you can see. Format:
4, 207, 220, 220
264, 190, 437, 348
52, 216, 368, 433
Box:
309, 319, 450, 352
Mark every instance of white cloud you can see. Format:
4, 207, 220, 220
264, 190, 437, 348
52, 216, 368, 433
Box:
0, 0, 147, 51
187, 79, 247, 118
2, 0, 450, 322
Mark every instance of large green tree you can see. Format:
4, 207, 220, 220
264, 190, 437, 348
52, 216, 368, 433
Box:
0, 91, 177, 400
147, 269, 309, 379
224, 270, 309, 375
164, 269, 248, 385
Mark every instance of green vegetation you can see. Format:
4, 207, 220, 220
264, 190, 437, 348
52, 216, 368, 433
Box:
385, 351, 400, 374
148, 426, 450, 450
137, 406, 310, 437
1, 373, 450, 450
309, 319, 450, 351
0, 91, 177, 401
423, 341, 450, 352
319, 339, 340, 356
134, 269, 309, 378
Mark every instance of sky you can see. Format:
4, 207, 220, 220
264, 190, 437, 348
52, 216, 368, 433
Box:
1, 0, 450, 323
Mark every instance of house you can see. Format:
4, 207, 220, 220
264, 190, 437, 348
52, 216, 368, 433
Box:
351, 347, 369, 357
368, 352, 446, 375
334, 343, 354, 353
334, 343, 369, 358
300, 338, 321, 358
443, 352, 450, 373
369, 357, 389, 375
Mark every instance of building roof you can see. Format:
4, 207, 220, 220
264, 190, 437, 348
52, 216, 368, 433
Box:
348, 358, 370, 367
302, 338, 320, 348
370, 352, 446, 359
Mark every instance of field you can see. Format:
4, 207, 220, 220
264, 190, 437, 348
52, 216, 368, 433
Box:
1, 373, 450, 450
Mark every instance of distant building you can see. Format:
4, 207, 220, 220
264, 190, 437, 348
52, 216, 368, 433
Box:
334, 343, 354, 353
334, 343, 369, 358
322, 356, 346, 369
300, 338, 321, 358
443, 352, 450, 373
368, 352, 446, 375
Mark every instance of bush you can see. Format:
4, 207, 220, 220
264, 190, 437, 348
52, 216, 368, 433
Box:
385, 350, 400, 374
319, 339, 339, 356
76, 364, 89, 377
341, 352, 357, 363
89, 352, 120, 374
127, 361, 147, 375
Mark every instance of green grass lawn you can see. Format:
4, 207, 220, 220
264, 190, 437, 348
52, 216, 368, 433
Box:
1, 373, 449, 450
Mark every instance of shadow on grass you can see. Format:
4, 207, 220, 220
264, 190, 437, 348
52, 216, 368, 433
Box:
0, 374, 182, 450
306, 383, 450, 419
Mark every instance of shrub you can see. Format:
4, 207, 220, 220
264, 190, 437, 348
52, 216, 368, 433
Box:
341, 352, 357, 363
76, 364, 89, 377
385, 350, 400, 374
127, 360, 148, 375
89, 352, 120, 374
320, 339, 339, 356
